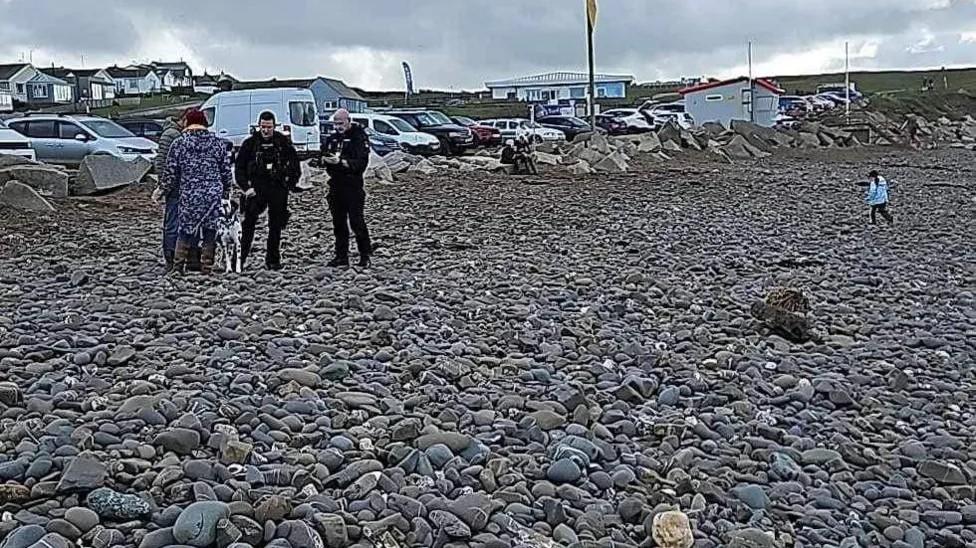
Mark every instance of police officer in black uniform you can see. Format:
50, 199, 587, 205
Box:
235, 111, 301, 270
322, 108, 373, 267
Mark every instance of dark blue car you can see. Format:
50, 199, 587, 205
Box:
320, 121, 400, 157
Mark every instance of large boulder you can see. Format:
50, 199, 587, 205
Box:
0, 154, 38, 168
533, 151, 561, 166
0, 180, 55, 212
72, 155, 152, 196
721, 135, 768, 161
0, 165, 70, 198
593, 151, 628, 173
795, 132, 821, 149
568, 160, 592, 175
635, 132, 662, 153
407, 159, 438, 175
656, 121, 683, 147
364, 152, 394, 184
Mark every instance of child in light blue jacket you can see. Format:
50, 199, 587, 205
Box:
858, 170, 894, 225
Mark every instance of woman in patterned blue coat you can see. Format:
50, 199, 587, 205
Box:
161, 109, 232, 274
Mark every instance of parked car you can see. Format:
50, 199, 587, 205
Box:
641, 101, 686, 116
349, 112, 441, 156
804, 95, 835, 112
115, 118, 167, 142
536, 115, 596, 141
819, 91, 851, 106
778, 96, 811, 117
201, 88, 320, 158
480, 118, 566, 143
774, 114, 801, 130
650, 112, 695, 130
6, 114, 157, 166
320, 120, 400, 157
0, 120, 35, 160
595, 114, 629, 136
451, 116, 502, 147
600, 109, 654, 133
386, 110, 474, 155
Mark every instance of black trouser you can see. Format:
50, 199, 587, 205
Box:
871, 203, 893, 224
241, 186, 289, 267
327, 184, 371, 261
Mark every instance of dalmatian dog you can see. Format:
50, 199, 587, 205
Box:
216, 199, 243, 273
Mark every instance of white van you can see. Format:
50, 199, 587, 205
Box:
350, 112, 441, 156
201, 88, 320, 157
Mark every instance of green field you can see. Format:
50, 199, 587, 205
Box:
773, 67, 976, 96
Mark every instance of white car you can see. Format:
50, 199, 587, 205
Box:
350, 112, 441, 156
601, 108, 654, 133
0, 121, 35, 161
652, 112, 695, 130
482, 118, 566, 143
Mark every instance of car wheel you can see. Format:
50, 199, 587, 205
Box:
532, 135, 543, 144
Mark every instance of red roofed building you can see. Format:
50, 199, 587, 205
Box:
679, 76, 784, 128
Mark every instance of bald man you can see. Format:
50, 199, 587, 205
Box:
322, 109, 373, 267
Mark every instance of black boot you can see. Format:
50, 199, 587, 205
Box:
327, 256, 349, 268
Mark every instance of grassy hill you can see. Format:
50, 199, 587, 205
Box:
773, 67, 976, 96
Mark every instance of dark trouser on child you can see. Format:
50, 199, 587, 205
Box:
871, 203, 894, 225
240, 187, 289, 270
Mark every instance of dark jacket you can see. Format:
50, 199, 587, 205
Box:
325, 124, 369, 189
155, 121, 182, 190
234, 131, 301, 193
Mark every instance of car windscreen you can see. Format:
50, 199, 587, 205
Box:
289, 101, 317, 127
428, 112, 452, 125
83, 120, 135, 138
388, 118, 417, 132
408, 113, 441, 127
453, 116, 474, 126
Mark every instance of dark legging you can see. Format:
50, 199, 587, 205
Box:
871, 203, 893, 224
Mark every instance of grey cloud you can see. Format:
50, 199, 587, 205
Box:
2, 0, 976, 89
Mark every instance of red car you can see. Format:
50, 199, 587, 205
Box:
452, 116, 503, 147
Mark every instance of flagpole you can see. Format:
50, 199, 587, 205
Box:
845, 41, 850, 123
587, 5, 596, 130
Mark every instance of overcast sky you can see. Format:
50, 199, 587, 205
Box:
2, 0, 975, 91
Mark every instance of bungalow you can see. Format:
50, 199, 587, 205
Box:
0, 63, 40, 104
679, 76, 785, 128
25, 72, 73, 105
0, 90, 12, 112
485, 72, 635, 101
152, 61, 193, 90
40, 67, 116, 102
193, 74, 220, 95
107, 65, 162, 96
235, 76, 367, 114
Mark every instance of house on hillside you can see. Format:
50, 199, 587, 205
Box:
0, 63, 40, 105
41, 67, 116, 103
152, 61, 194, 90
25, 72, 73, 105
0, 89, 12, 112
234, 76, 367, 114
484, 72, 635, 101
194, 74, 220, 95
107, 65, 162, 96
680, 76, 784, 128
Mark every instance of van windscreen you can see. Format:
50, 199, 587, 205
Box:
289, 101, 317, 127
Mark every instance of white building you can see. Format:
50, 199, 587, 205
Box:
680, 76, 784, 128
0, 63, 40, 104
107, 66, 162, 96
485, 72, 634, 101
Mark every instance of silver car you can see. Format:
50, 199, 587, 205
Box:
6, 114, 157, 166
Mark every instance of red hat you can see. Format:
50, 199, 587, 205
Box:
184, 108, 207, 127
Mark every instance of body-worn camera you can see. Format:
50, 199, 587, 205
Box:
322, 123, 344, 156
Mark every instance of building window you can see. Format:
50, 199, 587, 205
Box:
705, 94, 724, 102
597, 88, 607, 98
322, 100, 336, 110
16, 83, 25, 94
32, 84, 48, 98
570, 87, 585, 99
0, 82, 8, 91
